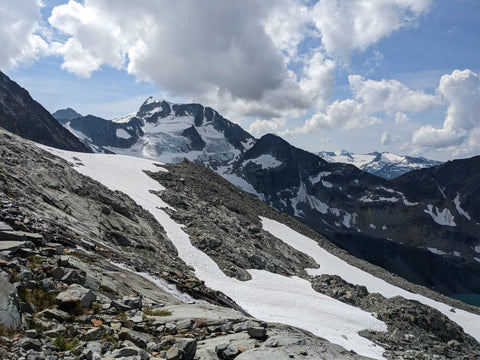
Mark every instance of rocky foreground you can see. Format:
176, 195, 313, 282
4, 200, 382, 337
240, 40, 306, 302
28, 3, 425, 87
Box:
1, 127, 480, 359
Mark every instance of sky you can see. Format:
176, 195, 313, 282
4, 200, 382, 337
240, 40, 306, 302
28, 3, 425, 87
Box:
1, 0, 479, 161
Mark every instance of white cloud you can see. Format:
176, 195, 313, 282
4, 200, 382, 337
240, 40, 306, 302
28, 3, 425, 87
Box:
381, 131, 400, 145
42, 0, 434, 124
0, 0, 48, 69
280, 98, 381, 136
283, 74, 438, 135
249, 118, 286, 137
310, 0, 431, 59
349, 75, 442, 115
412, 69, 480, 149
394, 112, 410, 124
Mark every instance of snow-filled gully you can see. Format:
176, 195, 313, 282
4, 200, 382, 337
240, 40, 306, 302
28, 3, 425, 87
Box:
43, 148, 480, 359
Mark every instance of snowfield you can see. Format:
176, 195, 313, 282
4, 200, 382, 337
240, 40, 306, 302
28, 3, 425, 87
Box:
41, 147, 480, 359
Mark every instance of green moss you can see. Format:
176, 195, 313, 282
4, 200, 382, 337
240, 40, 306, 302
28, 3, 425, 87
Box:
17, 286, 57, 311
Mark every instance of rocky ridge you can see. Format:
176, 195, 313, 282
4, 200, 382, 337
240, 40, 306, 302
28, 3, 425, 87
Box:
0, 71, 90, 153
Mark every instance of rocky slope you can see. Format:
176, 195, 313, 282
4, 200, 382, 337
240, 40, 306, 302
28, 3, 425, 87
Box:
0, 127, 371, 360
318, 150, 442, 179
1, 128, 480, 359
0, 71, 90, 152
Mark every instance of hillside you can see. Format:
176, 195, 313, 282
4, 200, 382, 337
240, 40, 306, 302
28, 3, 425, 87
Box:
1, 128, 480, 359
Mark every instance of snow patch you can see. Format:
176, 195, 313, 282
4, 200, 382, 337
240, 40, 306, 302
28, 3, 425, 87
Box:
424, 205, 456, 226
370, 224, 376, 230
427, 247, 447, 255
454, 193, 471, 220
309, 171, 332, 185
116, 129, 131, 139
292, 182, 329, 215
245, 154, 282, 169
261, 217, 480, 346
474, 245, 480, 254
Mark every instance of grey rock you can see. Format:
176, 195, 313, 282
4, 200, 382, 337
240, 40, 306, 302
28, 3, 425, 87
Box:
165, 346, 183, 360
118, 328, 152, 348
38, 308, 70, 322
175, 338, 197, 360
0, 277, 21, 329
247, 326, 267, 339
221, 346, 240, 360
111, 346, 150, 359
56, 284, 96, 307
19, 338, 42, 351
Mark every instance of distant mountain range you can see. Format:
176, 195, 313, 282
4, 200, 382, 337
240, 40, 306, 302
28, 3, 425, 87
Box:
50, 98, 480, 297
318, 150, 443, 179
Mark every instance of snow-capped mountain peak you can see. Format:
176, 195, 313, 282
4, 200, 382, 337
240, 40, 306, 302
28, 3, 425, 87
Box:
319, 150, 443, 179
54, 98, 256, 168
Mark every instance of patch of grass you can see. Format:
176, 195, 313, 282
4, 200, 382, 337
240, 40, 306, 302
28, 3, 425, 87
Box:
17, 286, 57, 311
71, 251, 96, 263
54, 335, 78, 351
27, 255, 42, 270
143, 307, 172, 317
0, 325, 18, 337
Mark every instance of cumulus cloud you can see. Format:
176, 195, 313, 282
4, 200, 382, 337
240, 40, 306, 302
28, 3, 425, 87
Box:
381, 131, 400, 145
310, 0, 431, 59
412, 69, 480, 149
42, 0, 433, 124
283, 74, 438, 135
349, 75, 442, 114
0, 0, 48, 69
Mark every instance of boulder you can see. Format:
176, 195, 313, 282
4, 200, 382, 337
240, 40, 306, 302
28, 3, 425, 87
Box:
56, 283, 96, 308
175, 338, 197, 360
0, 277, 21, 329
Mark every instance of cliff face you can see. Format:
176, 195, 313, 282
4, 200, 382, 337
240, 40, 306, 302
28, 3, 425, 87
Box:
0, 71, 90, 152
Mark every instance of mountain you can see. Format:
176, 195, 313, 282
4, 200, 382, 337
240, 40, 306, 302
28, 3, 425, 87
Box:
1, 126, 480, 360
51, 107, 82, 124
52, 97, 480, 298
0, 71, 90, 152
54, 97, 255, 168
318, 150, 443, 179
228, 134, 480, 296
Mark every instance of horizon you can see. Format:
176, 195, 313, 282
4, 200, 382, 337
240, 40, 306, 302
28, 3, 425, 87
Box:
2, 0, 479, 162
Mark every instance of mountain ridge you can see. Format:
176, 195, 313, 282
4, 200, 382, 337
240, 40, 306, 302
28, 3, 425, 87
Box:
318, 150, 443, 179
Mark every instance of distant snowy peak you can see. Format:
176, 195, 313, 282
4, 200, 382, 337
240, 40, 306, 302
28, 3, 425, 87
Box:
318, 150, 442, 179
59, 97, 256, 168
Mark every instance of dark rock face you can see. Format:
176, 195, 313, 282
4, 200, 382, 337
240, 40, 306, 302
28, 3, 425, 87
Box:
0, 71, 90, 152
69, 115, 144, 148
230, 134, 480, 296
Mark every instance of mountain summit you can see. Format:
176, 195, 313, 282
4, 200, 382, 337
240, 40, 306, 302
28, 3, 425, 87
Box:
55, 97, 255, 168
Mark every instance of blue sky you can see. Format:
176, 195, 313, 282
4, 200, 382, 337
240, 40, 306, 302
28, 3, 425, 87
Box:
1, 0, 479, 161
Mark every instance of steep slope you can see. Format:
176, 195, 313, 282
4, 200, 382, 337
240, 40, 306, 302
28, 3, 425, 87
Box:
319, 150, 443, 179
60, 97, 255, 168
44, 139, 480, 359
229, 134, 480, 296
0, 71, 90, 152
